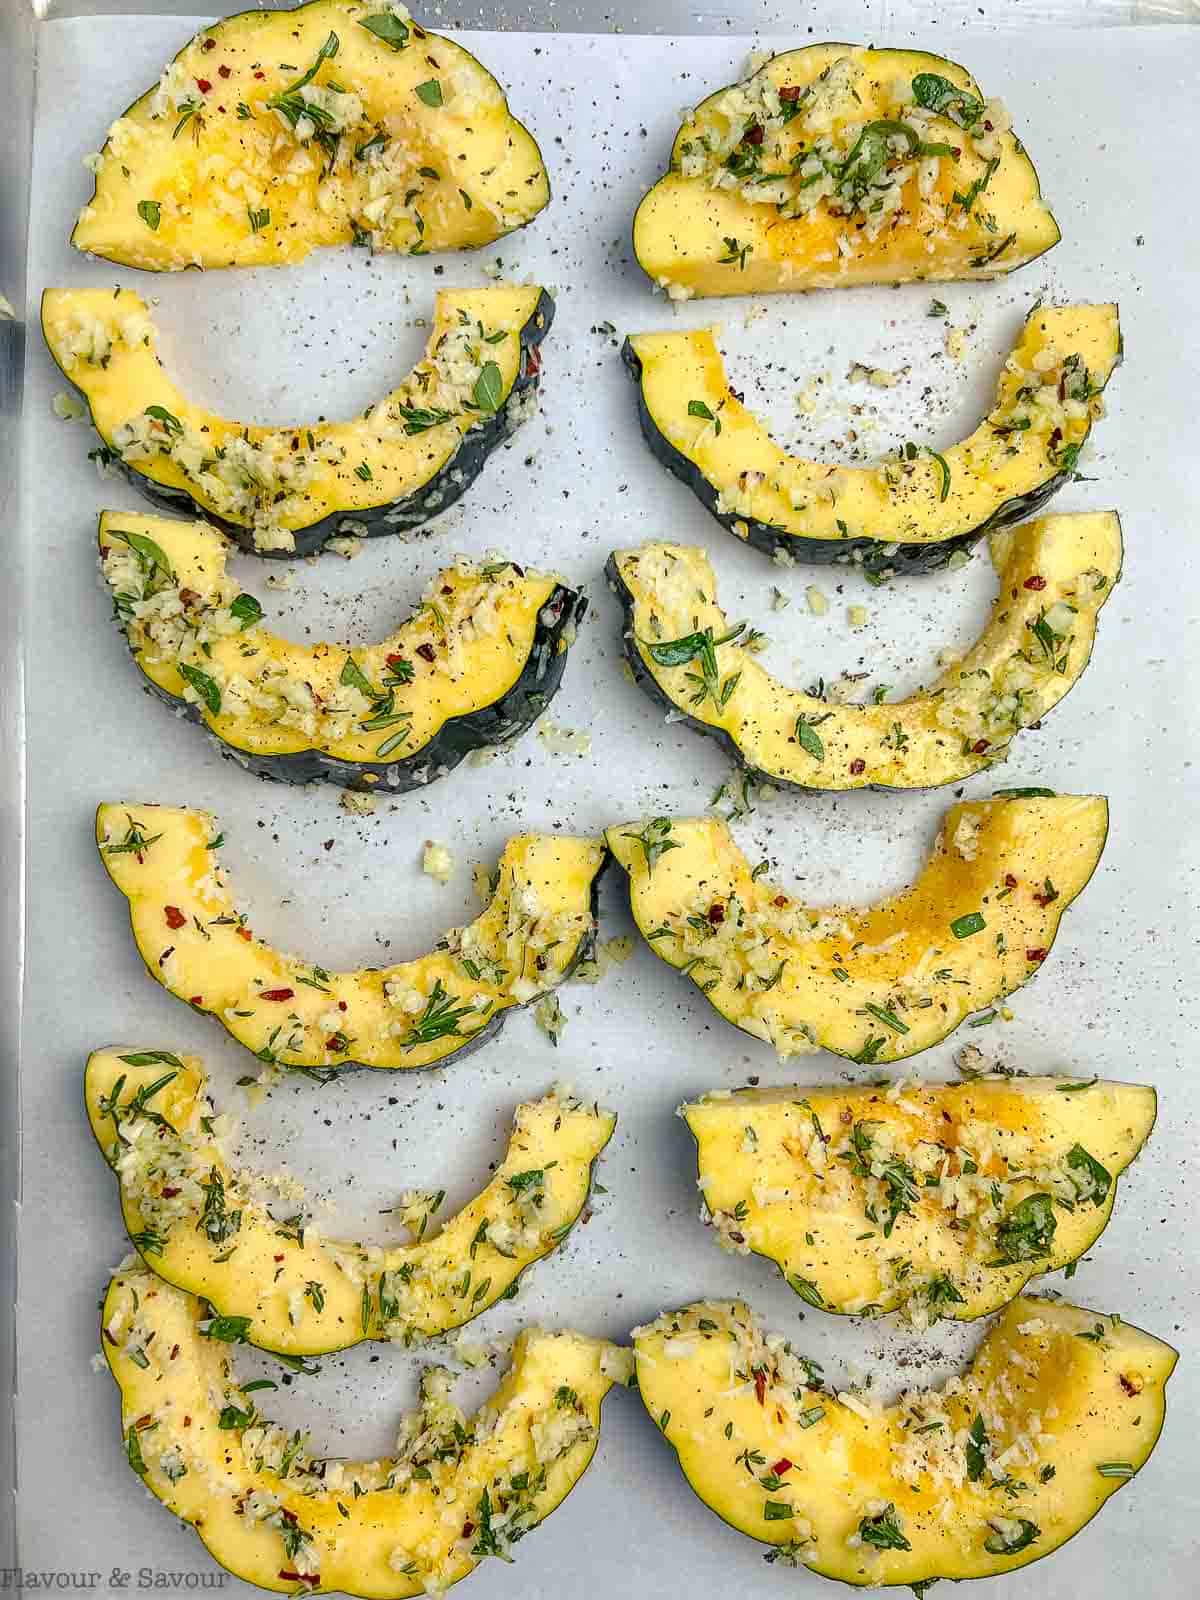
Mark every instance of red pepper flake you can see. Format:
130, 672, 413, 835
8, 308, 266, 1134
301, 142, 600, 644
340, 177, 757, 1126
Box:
1119, 1372, 1143, 1396
773, 894, 789, 908
971, 739, 990, 754
161, 1186, 180, 1198
134, 1414, 154, 1430
183, 1416, 192, 1427
523, 343, 541, 378
189, 995, 204, 1007
416, 642, 436, 663
260, 987, 295, 1002
386, 654, 407, 670
1004, 873, 1017, 888
1023, 575, 1047, 591
274, 1254, 285, 1263
218, 64, 232, 79
195, 78, 213, 94
771, 1458, 793, 1476
254, 69, 266, 79
170, 1344, 180, 1360
779, 84, 802, 101
849, 758, 866, 776
754, 1368, 767, 1405
236, 926, 252, 942
164, 905, 187, 930
1049, 426, 1063, 449
707, 902, 726, 925
461, 1522, 475, 1538
338, 1000, 348, 1012
178, 587, 200, 607
1025, 947, 1048, 963
325, 1036, 344, 1051
744, 122, 764, 145
202, 37, 216, 50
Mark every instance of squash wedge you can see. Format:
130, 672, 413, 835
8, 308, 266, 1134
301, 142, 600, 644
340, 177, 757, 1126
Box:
96, 802, 606, 1072
43, 283, 551, 556
606, 798, 1107, 1063
634, 44, 1059, 299
103, 1261, 618, 1597
608, 516, 1121, 791
633, 1296, 1175, 1587
622, 303, 1120, 576
87, 1046, 615, 1356
683, 1076, 1154, 1324
100, 511, 585, 792
72, 0, 549, 270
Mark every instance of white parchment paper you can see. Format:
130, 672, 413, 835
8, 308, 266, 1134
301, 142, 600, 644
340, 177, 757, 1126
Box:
17, 15, 1200, 1597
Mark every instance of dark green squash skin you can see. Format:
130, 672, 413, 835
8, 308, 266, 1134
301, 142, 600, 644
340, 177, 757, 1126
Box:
94, 291, 554, 560
89, 1067, 616, 1358
621, 334, 1115, 580
131, 580, 587, 793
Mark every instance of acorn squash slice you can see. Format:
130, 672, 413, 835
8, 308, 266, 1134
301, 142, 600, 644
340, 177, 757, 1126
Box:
683, 1076, 1154, 1325
42, 283, 551, 557
609, 516, 1120, 792
622, 302, 1120, 577
633, 1295, 1175, 1587
103, 1261, 619, 1598
96, 802, 606, 1072
99, 511, 585, 792
633, 44, 1059, 300
605, 797, 1107, 1063
72, 0, 549, 271
86, 1046, 614, 1356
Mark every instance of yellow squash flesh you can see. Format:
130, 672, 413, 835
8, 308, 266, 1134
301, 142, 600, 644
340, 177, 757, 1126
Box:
625, 304, 1120, 558
103, 1263, 617, 1597
43, 284, 548, 554
634, 1296, 1175, 1586
634, 44, 1059, 298
99, 511, 574, 768
87, 1047, 615, 1355
606, 799, 1108, 1062
73, 0, 549, 270
97, 802, 606, 1071
612, 514, 1120, 790
684, 1077, 1154, 1323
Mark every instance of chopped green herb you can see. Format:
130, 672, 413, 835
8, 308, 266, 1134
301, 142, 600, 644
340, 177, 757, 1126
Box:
472, 360, 504, 413
359, 12, 410, 50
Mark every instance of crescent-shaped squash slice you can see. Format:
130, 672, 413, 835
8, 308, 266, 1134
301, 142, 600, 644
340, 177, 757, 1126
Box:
633, 1296, 1175, 1587
96, 803, 606, 1072
608, 517, 1120, 791
622, 303, 1120, 577
43, 283, 551, 557
87, 1046, 615, 1356
634, 45, 1058, 301
683, 1077, 1154, 1325
72, 0, 549, 271
103, 1262, 619, 1597
100, 511, 585, 793
606, 798, 1107, 1063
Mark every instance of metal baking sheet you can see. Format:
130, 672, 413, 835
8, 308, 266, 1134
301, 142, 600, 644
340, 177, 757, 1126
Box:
8, 8, 1200, 1596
